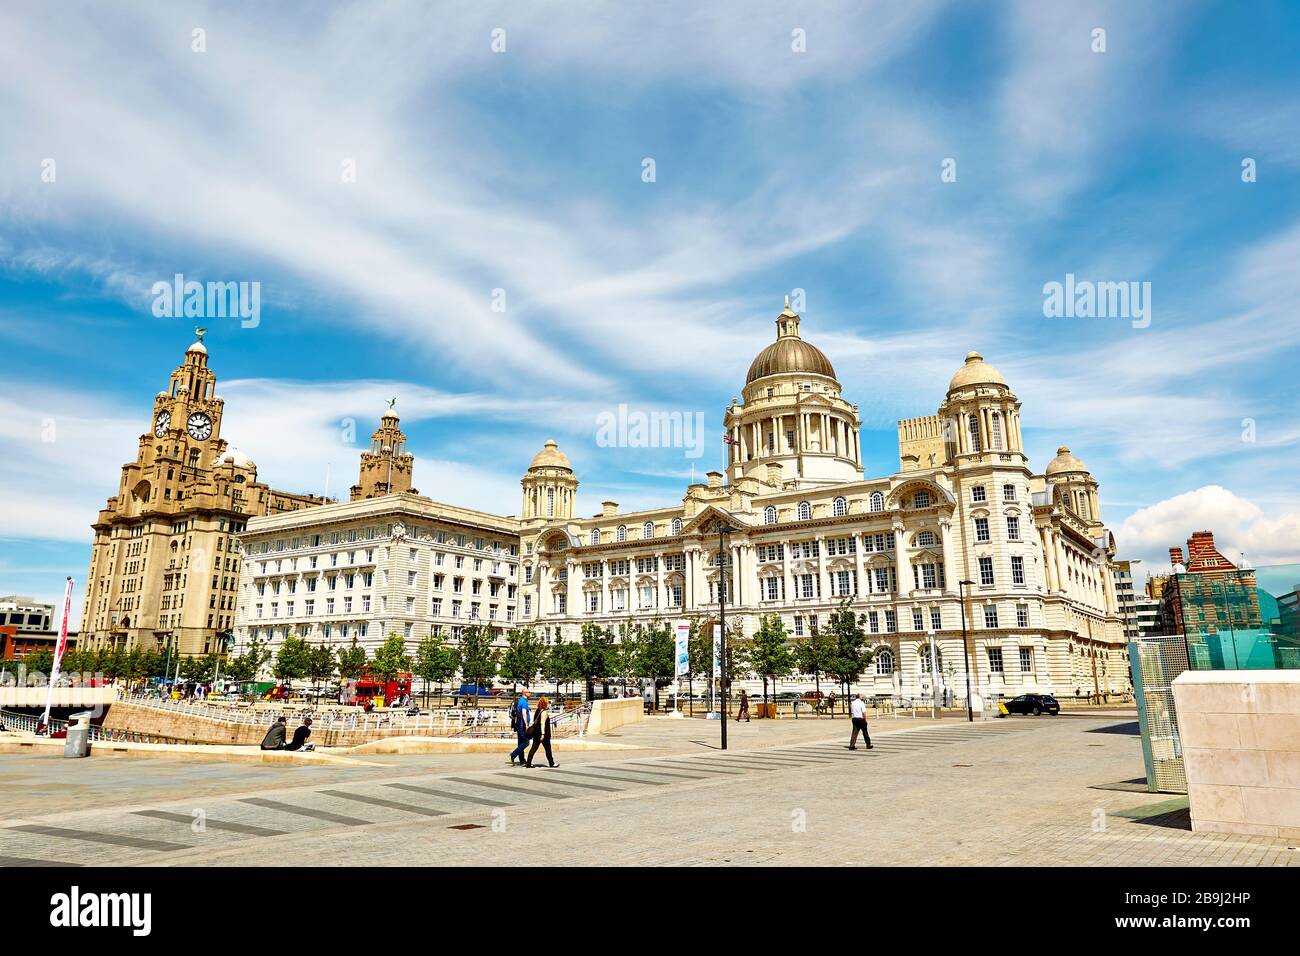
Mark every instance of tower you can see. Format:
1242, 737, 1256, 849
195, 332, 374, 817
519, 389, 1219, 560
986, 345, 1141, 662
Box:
350, 407, 417, 500
520, 440, 578, 527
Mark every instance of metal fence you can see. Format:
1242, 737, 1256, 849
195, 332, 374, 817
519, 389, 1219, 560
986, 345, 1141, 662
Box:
1128, 636, 1189, 793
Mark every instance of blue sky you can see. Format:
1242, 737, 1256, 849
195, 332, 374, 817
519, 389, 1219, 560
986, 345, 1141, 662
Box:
3, 0, 1300, 623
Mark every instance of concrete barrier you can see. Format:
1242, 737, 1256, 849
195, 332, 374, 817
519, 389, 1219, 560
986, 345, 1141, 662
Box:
587, 697, 644, 736
1172, 669, 1300, 839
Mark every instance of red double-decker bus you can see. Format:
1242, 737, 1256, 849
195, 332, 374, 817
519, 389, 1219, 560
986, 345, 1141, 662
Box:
341, 668, 412, 707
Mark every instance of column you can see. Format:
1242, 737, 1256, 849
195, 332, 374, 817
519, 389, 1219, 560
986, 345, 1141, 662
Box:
601, 562, 610, 615
816, 536, 830, 602
893, 522, 909, 597
940, 519, 957, 593
566, 559, 577, 618
782, 542, 793, 603
853, 533, 865, 597
656, 556, 666, 612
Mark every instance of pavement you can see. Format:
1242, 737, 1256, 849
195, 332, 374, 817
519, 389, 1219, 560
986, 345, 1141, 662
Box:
1, 711, 1296, 867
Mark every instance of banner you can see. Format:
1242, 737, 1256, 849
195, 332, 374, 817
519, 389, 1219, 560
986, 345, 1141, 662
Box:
674, 621, 690, 677
40, 576, 74, 729
712, 624, 722, 679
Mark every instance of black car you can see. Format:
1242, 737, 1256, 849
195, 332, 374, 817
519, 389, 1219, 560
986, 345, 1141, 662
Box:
1001, 693, 1060, 716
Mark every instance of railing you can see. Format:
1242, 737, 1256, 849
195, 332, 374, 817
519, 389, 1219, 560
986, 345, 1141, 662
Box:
0, 708, 189, 745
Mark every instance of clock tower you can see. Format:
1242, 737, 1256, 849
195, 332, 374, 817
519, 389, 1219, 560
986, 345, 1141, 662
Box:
80, 332, 327, 657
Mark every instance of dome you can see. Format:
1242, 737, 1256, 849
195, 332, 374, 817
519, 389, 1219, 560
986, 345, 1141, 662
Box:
222, 447, 254, 468
948, 351, 1005, 391
1045, 445, 1087, 476
186, 341, 207, 355
745, 301, 836, 385
528, 439, 571, 470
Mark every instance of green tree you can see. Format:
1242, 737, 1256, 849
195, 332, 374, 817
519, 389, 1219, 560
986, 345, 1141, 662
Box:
686, 616, 715, 714
611, 622, 642, 694
335, 636, 368, 681
578, 622, 615, 698
795, 628, 836, 698
499, 625, 546, 689
304, 642, 337, 692
273, 636, 310, 685
635, 619, 675, 709
750, 613, 794, 705
225, 636, 269, 685
413, 634, 458, 706
372, 633, 413, 687
457, 623, 500, 705
821, 600, 873, 710
543, 641, 585, 701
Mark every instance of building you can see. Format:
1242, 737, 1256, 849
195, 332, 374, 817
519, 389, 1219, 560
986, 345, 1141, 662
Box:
1134, 594, 1161, 638
79, 333, 328, 657
517, 301, 1128, 701
1112, 560, 1140, 640
231, 412, 522, 658
1158, 531, 1261, 637
0, 595, 54, 633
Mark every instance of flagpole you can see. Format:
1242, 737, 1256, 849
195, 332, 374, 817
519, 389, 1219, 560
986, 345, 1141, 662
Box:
40, 576, 74, 731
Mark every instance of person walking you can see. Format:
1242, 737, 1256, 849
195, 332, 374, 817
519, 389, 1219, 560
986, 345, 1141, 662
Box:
260, 716, 288, 751
737, 688, 750, 722
525, 696, 558, 768
509, 690, 531, 766
848, 693, 874, 750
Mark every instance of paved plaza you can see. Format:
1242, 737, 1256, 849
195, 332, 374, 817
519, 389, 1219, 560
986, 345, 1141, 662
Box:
1, 712, 1296, 867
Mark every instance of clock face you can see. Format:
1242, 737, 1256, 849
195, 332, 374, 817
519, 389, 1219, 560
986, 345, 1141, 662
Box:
186, 412, 213, 441
154, 410, 171, 437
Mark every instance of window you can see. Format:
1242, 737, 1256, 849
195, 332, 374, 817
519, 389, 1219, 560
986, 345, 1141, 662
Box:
587, 592, 600, 613
912, 608, 924, 630
1007, 516, 1021, 541
914, 491, 930, 508
875, 649, 894, 674
797, 501, 811, 521
643, 521, 655, 540
930, 607, 942, 631
1011, 555, 1025, 586
764, 506, 777, 525
971, 486, 986, 503
988, 647, 1004, 673
869, 492, 884, 513
671, 518, 682, 535
983, 605, 999, 628
1003, 484, 1016, 503
990, 412, 1003, 450
979, 556, 994, 586
800, 574, 817, 599
1019, 647, 1033, 672
833, 496, 847, 517
765, 577, 782, 601
616, 525, 627, 542
917, 531, 936, 547
1016, 604, 1029, 627
590, 530, 600, 545
974, 517, 990, 542
968, 415, 982, 452
884, 609, 896, 632
868, 611, 880, 633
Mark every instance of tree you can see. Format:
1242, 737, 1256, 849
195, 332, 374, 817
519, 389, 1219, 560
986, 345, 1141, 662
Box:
543, 641, 585, 701
750, 613, 794, 706
372, 632, 412, 688
304, 642, 337, 691
273, 636, 310, 685
499, 625, 546, 689
635, 619, 675, 709
335, 637, 368, 681
413, 634, 457, 706
457, 623, 500, 705
611, 622, 642, 694
821, 600, 873, 710
721, 627, 750, 712
686, 616, 715, 714
795, 628, 836, 698
578, 622, 615, 699
226, 636, 269, 684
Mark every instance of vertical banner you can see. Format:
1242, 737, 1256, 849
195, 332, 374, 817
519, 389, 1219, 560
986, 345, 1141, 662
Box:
712, 623, 722, 678
40, 576, 74, 729
674, 621, 690, 677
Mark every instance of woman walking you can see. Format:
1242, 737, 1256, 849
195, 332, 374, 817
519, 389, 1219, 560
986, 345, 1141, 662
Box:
525, 696, 559, 768
737, 688, 750, 722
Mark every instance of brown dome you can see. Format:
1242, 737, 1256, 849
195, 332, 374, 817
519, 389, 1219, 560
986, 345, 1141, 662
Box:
745, 300, 837, 384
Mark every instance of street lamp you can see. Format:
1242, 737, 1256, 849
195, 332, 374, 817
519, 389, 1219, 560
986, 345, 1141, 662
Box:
957, 579, 976, 722
716, 520, 736, 750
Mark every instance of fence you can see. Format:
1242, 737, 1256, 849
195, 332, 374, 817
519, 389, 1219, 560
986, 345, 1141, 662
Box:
1128, 636, 1189, 793
0, 708, 193, 746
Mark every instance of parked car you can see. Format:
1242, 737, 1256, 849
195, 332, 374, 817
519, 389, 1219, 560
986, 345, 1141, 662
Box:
1001, 693, 1060, 716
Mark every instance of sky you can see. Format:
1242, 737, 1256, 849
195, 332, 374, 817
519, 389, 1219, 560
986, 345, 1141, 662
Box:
2, 0, 1300, 625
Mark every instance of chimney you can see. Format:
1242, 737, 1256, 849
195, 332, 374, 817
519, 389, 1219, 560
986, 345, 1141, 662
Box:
706, 470, 724, 489
1169, 546, 1184, 567
765, 462, 783, 486
1187, 531, 1217, 561
601, 500, 618, 517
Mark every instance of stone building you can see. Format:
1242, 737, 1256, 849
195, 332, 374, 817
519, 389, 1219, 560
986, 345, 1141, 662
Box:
517, 301, 1127, 702
231, 412, 521, 658
78, 334, 327, 656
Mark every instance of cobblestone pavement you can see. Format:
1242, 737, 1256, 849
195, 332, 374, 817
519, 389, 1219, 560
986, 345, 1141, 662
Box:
1, 714, 1295, 866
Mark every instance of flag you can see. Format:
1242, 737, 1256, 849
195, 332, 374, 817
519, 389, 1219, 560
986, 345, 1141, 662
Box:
721, 432, 738, 446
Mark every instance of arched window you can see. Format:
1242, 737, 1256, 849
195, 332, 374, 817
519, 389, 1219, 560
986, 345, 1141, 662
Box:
797, 501, 811, 521
968, 415, 982, 452
875, 649, 895, 675
616, 525, 627, 542
832, 496, 847, 517
764, 506, 777, 525
917, 531, 936, 547
671, 518, 683, 535
990, 412, 1004, 450
589, 530, 600, 546
914, 491, 930, 508
642, 521, 655, 539
869, 492, 884, 513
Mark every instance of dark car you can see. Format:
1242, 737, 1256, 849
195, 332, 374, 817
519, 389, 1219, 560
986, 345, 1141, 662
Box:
1001, 693, 1060, 716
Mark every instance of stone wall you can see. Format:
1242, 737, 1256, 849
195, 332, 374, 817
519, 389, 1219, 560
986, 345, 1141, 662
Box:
1172, 669, 1300, 839
587, 697, 644, 736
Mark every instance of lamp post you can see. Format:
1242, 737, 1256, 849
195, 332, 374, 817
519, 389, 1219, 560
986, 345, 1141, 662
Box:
717, 521, 735, 750
957, 579, 975, 722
